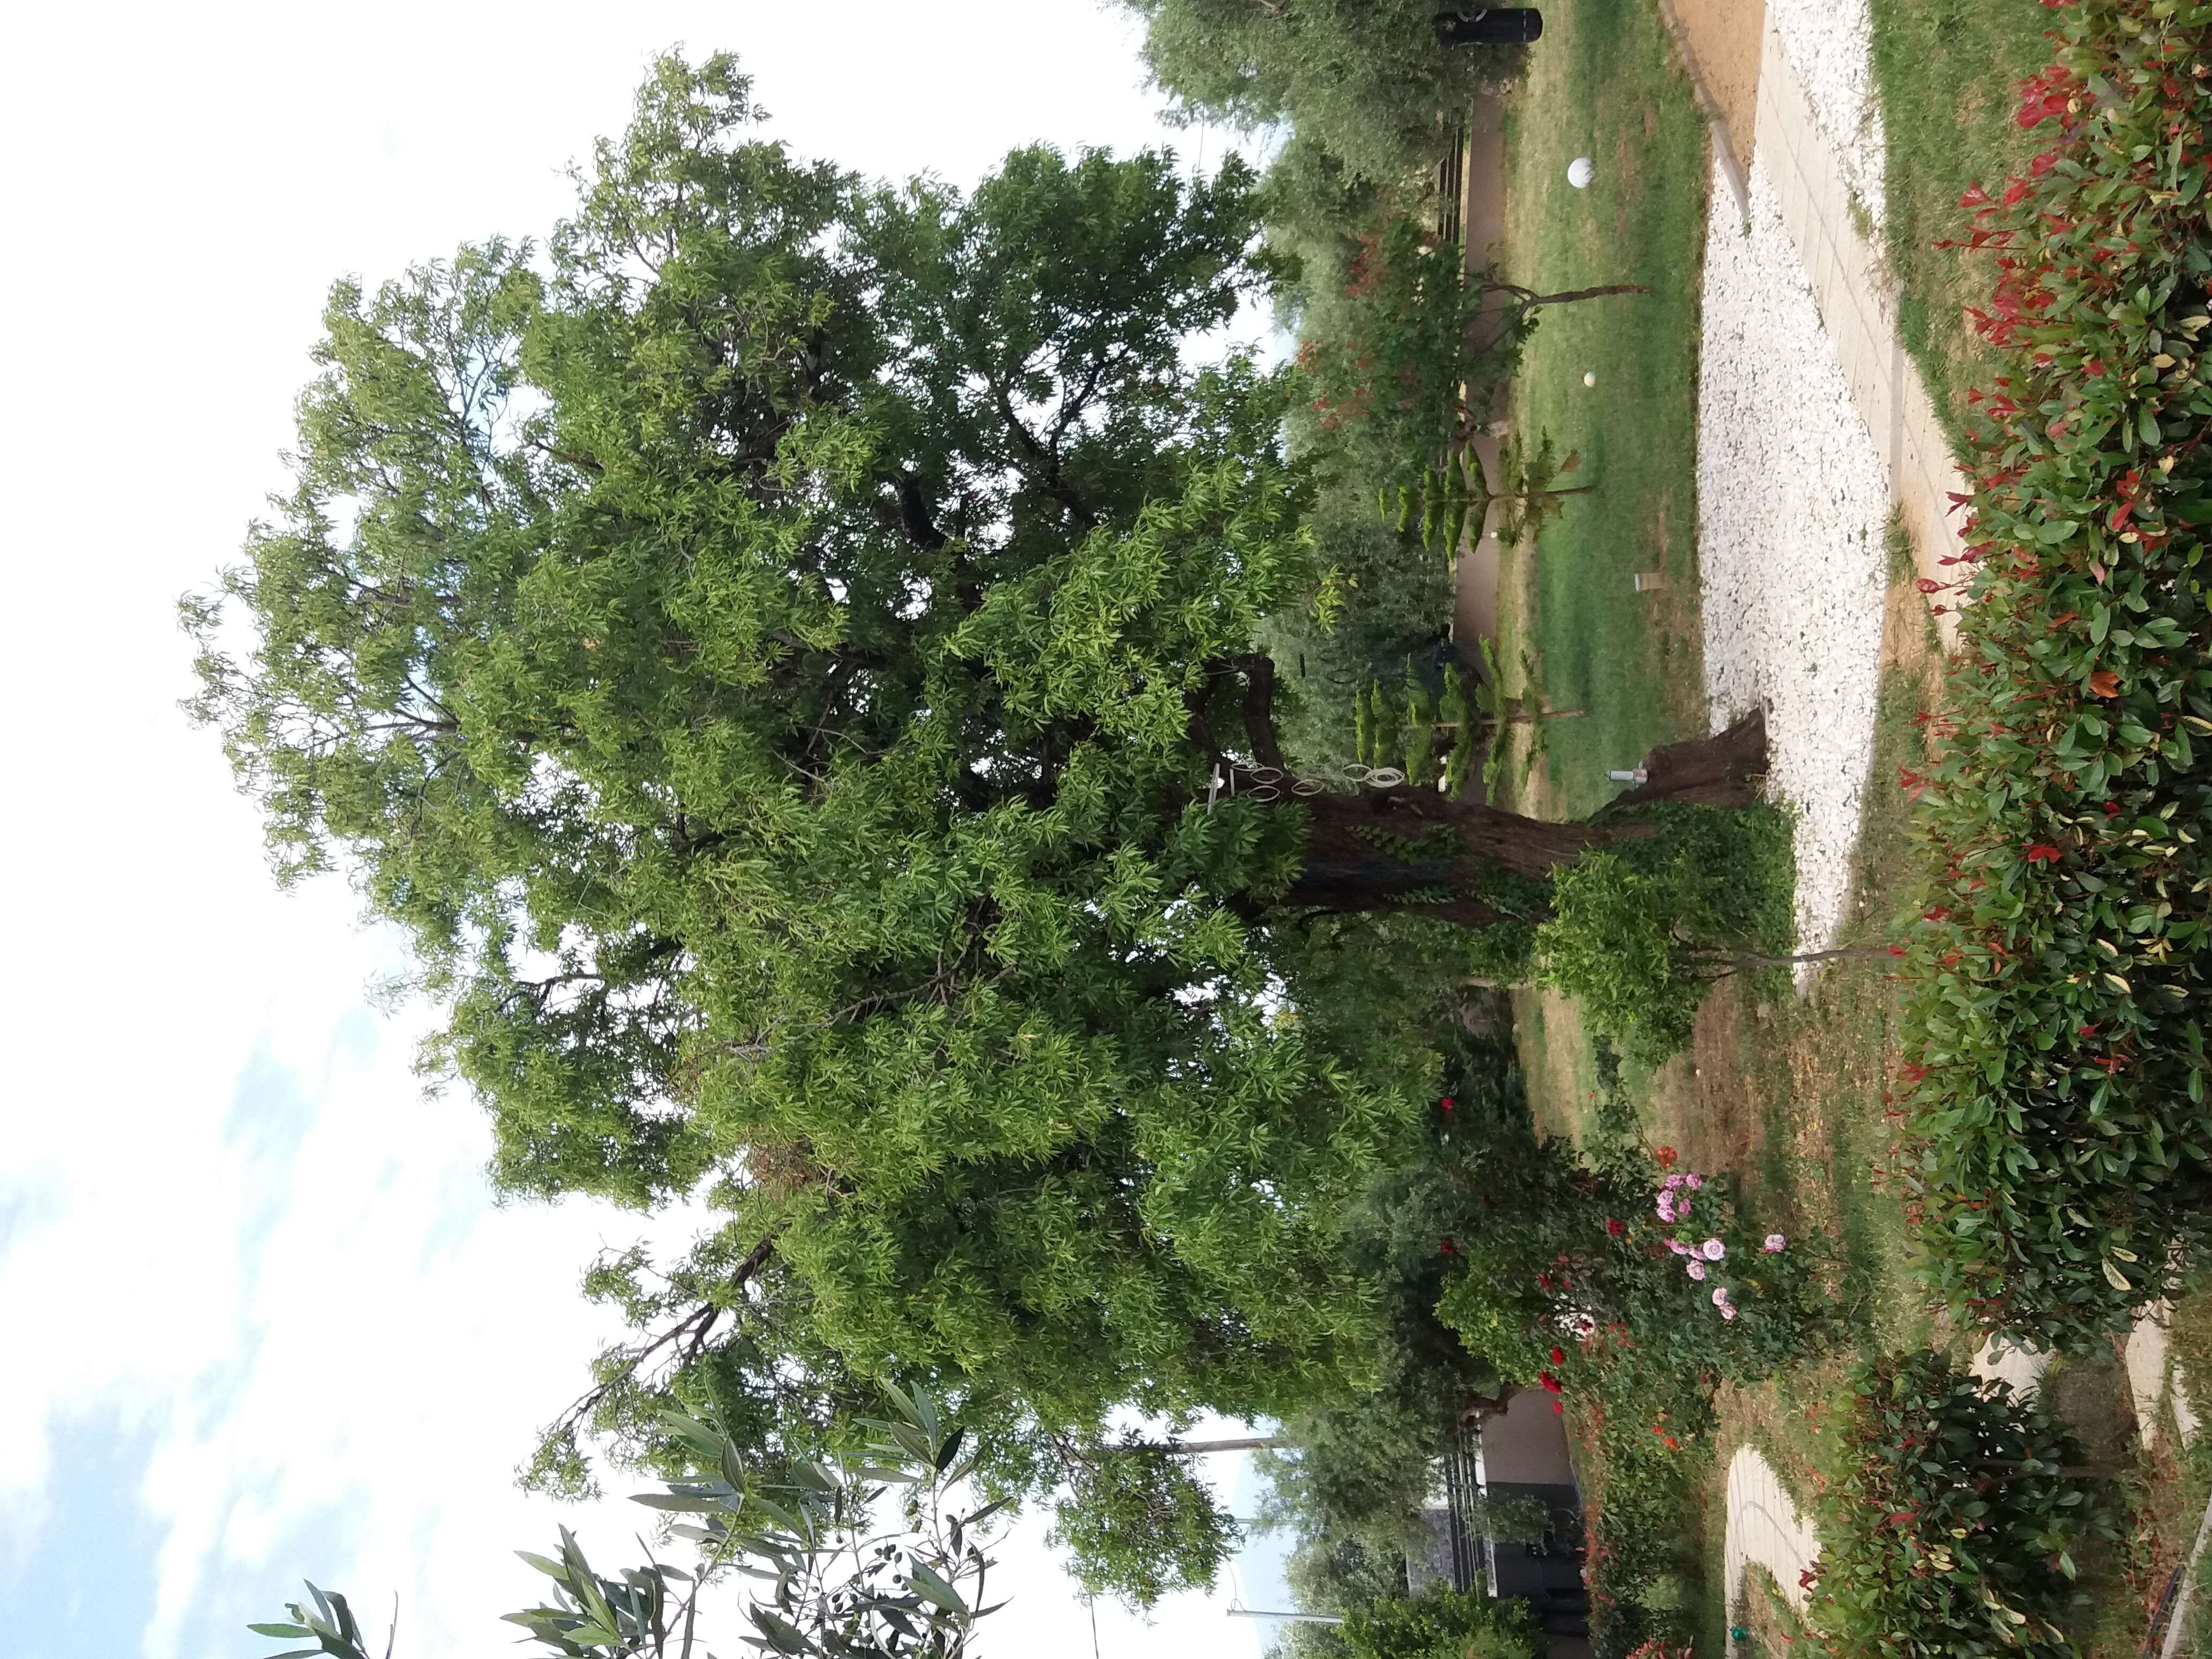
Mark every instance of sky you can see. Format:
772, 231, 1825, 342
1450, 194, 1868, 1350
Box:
0, 3, 1293, 1655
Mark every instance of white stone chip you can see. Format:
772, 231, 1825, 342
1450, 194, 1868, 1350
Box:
1697, 152, 1889, 967
1769, 0, 1886, 227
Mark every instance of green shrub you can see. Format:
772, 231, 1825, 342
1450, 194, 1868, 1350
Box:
1336, 1587, 1545, 1659
1898, 0, 2212, 1348
1431, 1132, 1838, 1432
1806, 1351, 2110, 1657
1429, 1124, 1839, 1654
1299, 215, 1527, 513
1535, 853, 1703, 1063
1533, 803, 1797, 1063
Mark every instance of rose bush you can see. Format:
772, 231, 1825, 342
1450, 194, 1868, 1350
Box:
1900, 0, 2212, 1348
1434, 1144, 1841, 1656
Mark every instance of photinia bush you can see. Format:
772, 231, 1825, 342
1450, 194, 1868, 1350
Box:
1900, 0, 2212, 1348
1805, 1351, 2109, 1658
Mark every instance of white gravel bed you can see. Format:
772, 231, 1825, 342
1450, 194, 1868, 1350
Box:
1697, 151, 1890, 963
1769, 0, 1887, 228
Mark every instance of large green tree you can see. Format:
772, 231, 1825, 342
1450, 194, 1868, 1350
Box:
1119, 0, 1510, 191
189, 50, 1758, 1597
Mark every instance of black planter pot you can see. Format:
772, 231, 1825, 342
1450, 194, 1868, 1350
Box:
1437, 7, 1545, 44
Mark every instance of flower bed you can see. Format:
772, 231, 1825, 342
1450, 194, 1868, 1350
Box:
1899, 0, 2212, 1349
1435, 1145, 1839, 1654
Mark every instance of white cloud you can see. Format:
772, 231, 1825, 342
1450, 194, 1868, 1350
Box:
0, 3, 1276, 1655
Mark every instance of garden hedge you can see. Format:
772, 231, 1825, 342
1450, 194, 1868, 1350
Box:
1901, 0, 2212, 1349
1805, 1351, 2105, 1658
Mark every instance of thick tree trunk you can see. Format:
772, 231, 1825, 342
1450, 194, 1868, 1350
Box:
1273, 711, 1768, 926
1600, 710, 1769, 811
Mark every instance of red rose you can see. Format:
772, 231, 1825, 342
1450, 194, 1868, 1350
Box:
1549, 1347, 1566, 1365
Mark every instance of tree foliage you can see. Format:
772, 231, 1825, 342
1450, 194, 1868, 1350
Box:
189, 47, 1530, 1586
1122, 0, 1513, 193
1046, 1432, 1243, 1607
251, 1389, 1006, 1659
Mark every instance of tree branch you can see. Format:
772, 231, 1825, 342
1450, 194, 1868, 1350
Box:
538, 1237, 779, 1458
1230, 653, 1286, 773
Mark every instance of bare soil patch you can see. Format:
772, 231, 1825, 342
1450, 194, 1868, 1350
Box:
1642, 978, 1758, 1179
1669, 0, 1766, 176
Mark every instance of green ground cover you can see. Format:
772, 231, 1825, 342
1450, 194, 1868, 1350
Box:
1496, 0, 1710, 819
1867, 0, 2054, 437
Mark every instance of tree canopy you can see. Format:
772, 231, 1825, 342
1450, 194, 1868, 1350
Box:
1118, 0, 1506, 190
189, 50, 1763, 1604
190, 43, 1465, 1525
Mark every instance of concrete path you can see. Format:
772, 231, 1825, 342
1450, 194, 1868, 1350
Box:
1971, 1312, 2203, 1455
1750, 19, 1967, 647
1970, 1334, 2051, 1400
2126, 1303, 2205, 1452
1722, 1443, 1820, 1631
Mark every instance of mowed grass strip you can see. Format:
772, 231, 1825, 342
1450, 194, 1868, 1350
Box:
1498, 0, 1710, 820
1869, 0, 2053, 439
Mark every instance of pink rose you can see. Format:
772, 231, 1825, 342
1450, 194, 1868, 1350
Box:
1701, 1238, 1725, 1261
1764, 1234, 1787, 1253
1656, 1193, 1676, 1222
1685, 1173, 1703, 1190
1687, 1260, 1707, 1281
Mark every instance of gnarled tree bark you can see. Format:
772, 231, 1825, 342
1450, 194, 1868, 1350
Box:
1246, 699, 1769, 926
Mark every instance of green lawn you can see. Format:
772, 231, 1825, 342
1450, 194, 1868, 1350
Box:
1869, 0, 2055, 441
1497, 0, 1710, 821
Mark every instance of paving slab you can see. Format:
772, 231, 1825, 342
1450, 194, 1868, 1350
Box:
1752, 21, 1967, 647
1723, 1443, 1819, 1628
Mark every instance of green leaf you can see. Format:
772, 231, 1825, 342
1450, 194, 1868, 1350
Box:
908, 1561, 968, 1617
751, 1609, 813, 1655
631, 1492, 735, 1514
